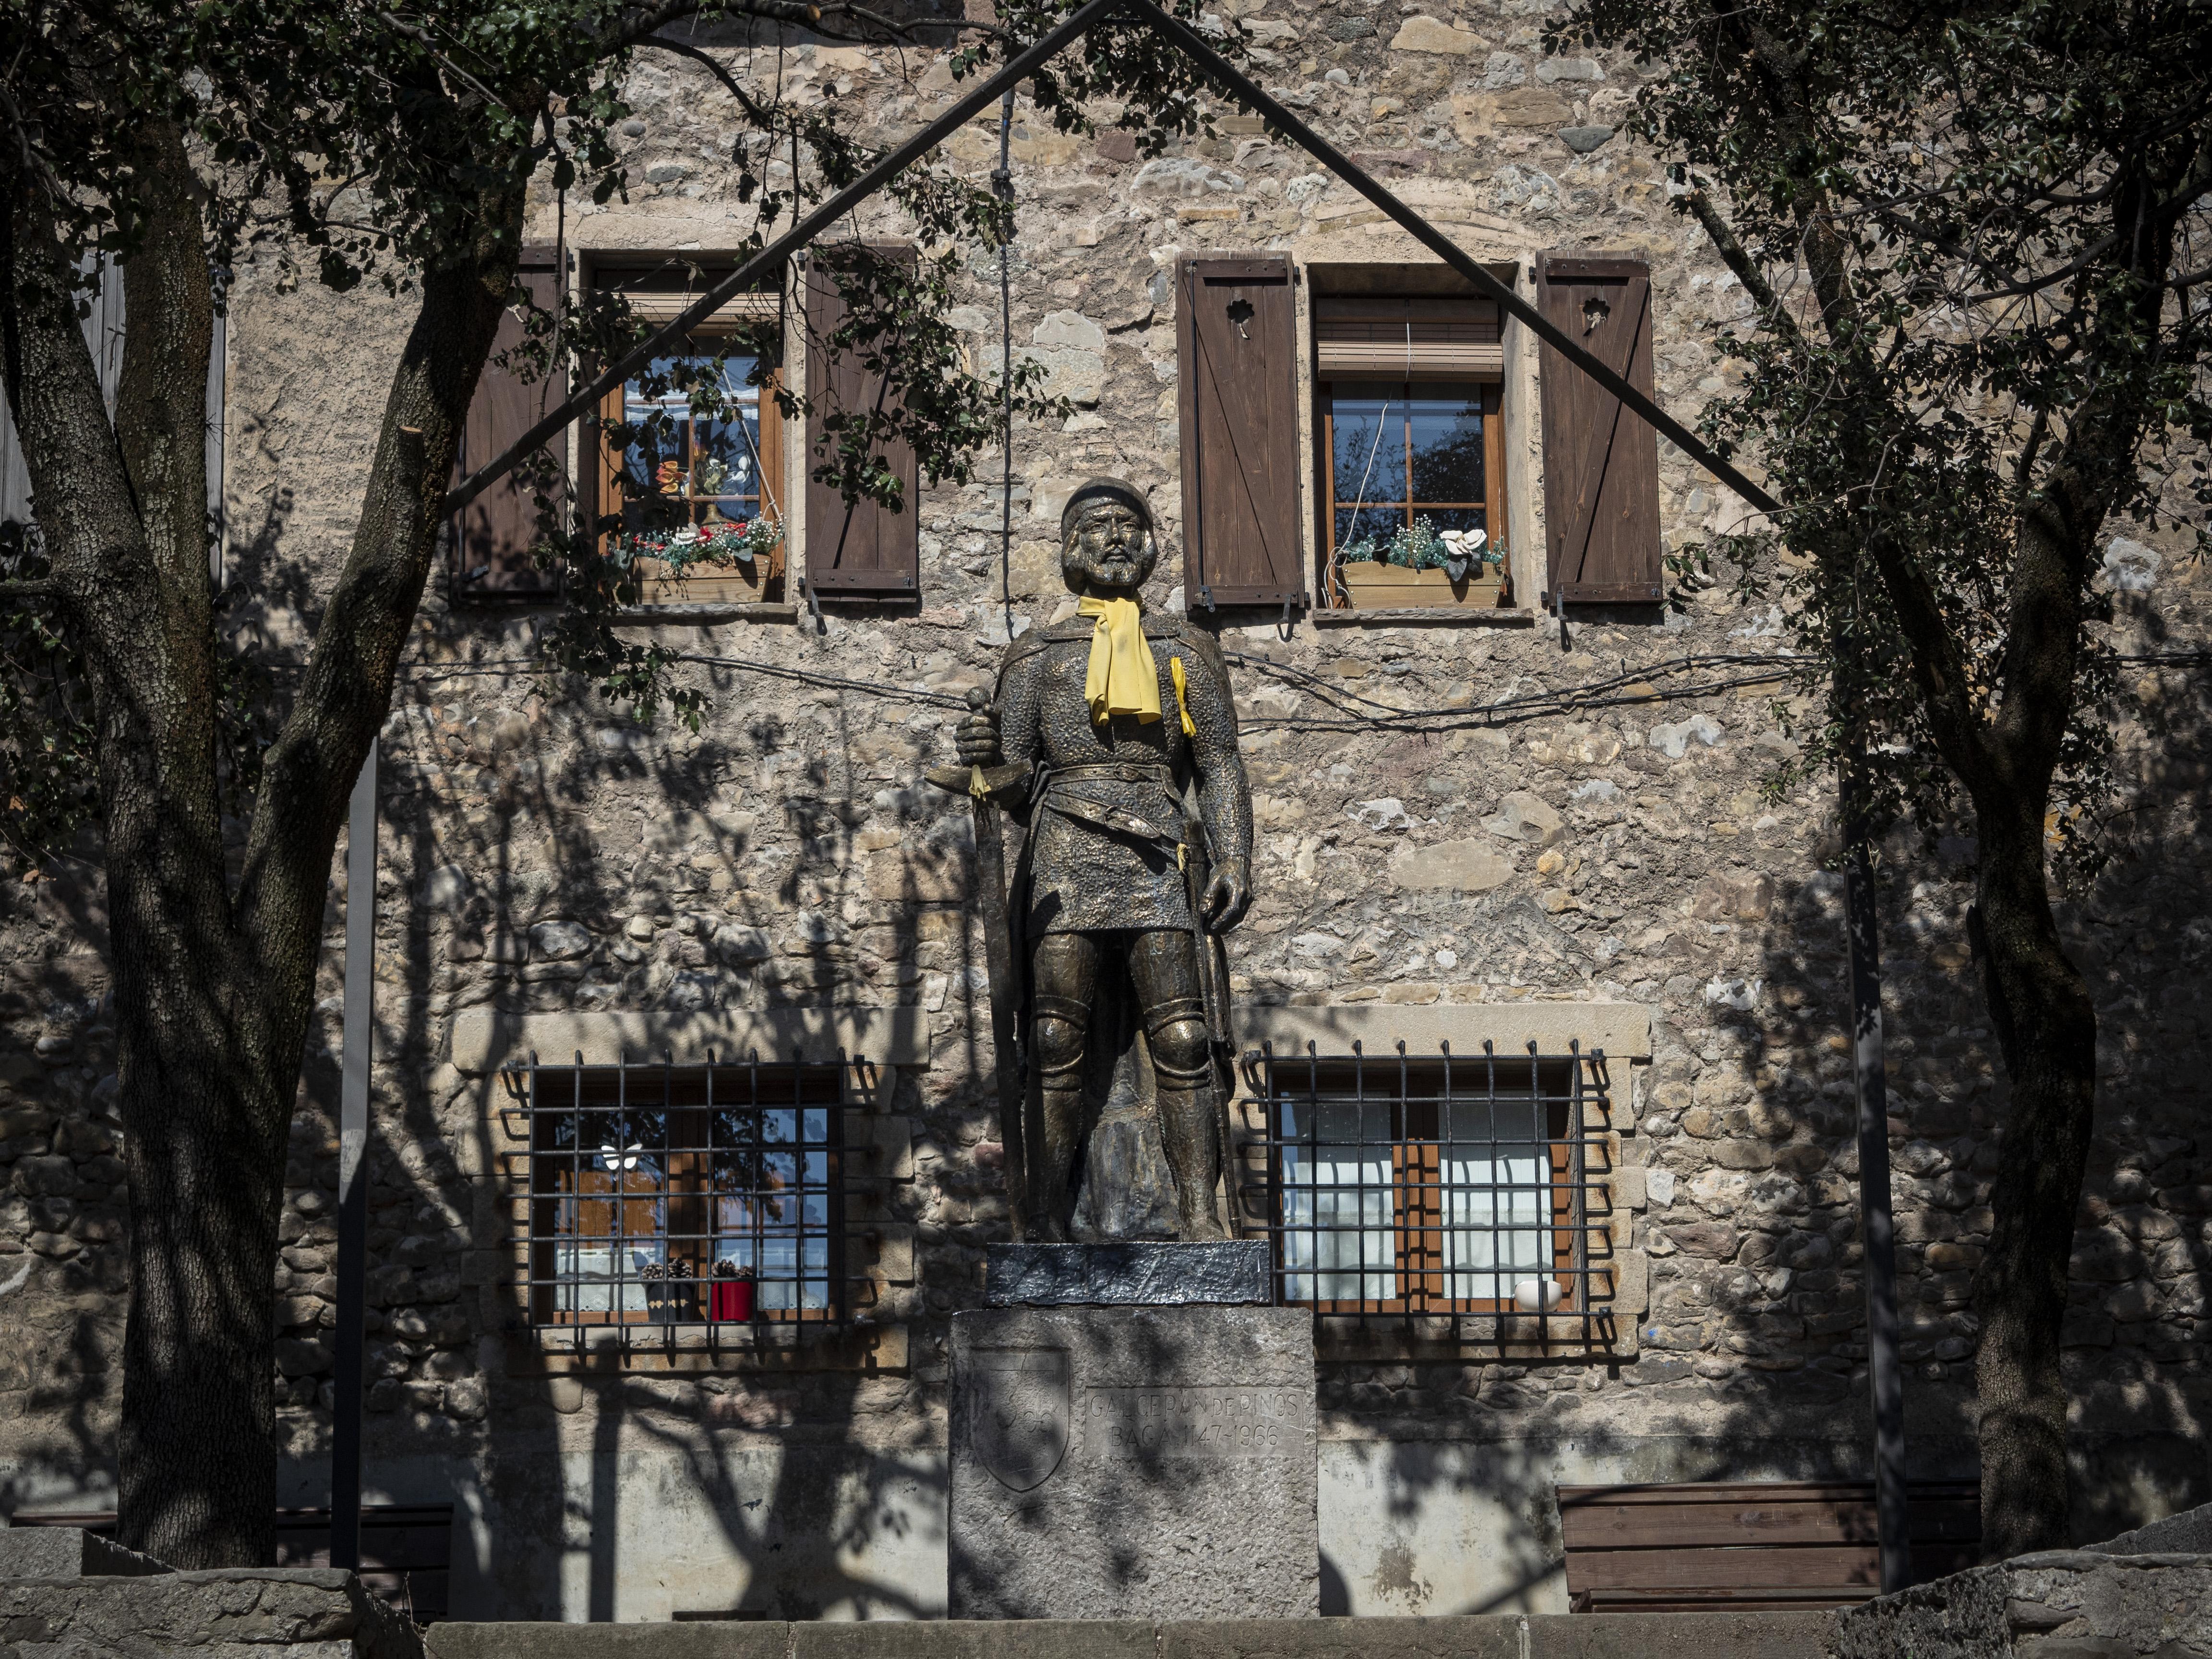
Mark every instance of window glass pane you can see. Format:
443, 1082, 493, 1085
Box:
534, 1065, 840, 1326
1407, 385, 1486, 507
617, 352, 765, 543
1439, 1095, 1551, 1303
555, 1238, 661, 1317
1334, 505, 1407, 552
1419, 506, 1489, 538
1280, 1099, 1395, 1302
1329, 386, 1402, 522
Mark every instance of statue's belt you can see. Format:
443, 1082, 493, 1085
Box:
1039, 761, 1186, 851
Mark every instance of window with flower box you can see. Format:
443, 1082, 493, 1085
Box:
515, 1056, 847, 1330
1316, 291, 1512, 612
588, 261, 787, 605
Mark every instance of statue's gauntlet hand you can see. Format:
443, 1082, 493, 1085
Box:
954, 699, 1002, 767
1202, 855, 1252, 933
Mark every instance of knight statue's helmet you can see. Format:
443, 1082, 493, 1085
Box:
1059, 477, 1154, 541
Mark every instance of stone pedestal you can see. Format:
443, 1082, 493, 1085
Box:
948, 1297, 1318, 1620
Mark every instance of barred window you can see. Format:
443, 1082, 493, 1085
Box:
512, 1056, 846, 1329
1245, 1043, 1612, 1338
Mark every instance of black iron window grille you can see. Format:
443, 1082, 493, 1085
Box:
1240, 1040, 1615, 1343
504, 1052, 851, 1332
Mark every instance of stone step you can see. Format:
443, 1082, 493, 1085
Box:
425, 1611, 1839, 1659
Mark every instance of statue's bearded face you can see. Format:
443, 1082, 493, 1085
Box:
1060, 501, 1155, 593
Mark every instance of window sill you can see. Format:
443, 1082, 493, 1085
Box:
611, 601, 800, 625
1310, 607, 1539, 628
1310, 1310, 1627, 1363
505, 1319, 906, 1375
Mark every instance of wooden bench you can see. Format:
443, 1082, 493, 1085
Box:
1557, 1480, 1981, 1611
11, 1503, 455, 1622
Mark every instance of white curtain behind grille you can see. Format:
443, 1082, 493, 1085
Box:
1442, 1097, 1552, 1303
1281, 1100, 1395, 1303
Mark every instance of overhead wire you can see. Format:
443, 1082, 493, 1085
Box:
390, 645, 2211, 738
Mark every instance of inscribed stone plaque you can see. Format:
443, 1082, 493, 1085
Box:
949, 1304, 1317, 1620
1082, 1386, 1306, 1459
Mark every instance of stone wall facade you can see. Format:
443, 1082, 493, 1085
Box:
3, 0, 2211, 1623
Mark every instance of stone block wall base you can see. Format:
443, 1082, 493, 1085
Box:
0, 1524, 169, 1579
0, 1567, 424, 1658
947, 1303, 1318, 1620
1834, 1549, 2212, 1657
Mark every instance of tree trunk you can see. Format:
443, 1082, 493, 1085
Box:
1969, 798, 2100, 1558
7, 107, 524, 1560
113, 231, 517, 1567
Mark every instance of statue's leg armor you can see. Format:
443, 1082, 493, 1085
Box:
1129, 930, 1226, 1240
1027, 931, 1098, 1242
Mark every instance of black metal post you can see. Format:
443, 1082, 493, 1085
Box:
445, 0, 1122, 517
330, 739, 377, 1571
994, 84, 1016, 641
448, 0, 1784, 532
1843, 748, 1909, 1596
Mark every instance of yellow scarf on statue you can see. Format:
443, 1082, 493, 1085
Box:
1077, 594, 1162, 725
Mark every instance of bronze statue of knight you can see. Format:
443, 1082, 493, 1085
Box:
955, 478, 1253, 1241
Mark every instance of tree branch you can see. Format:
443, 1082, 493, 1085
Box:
637, 36, 772, 126
818, 4, 1000, 41
614, 0, 821, 51
374, 11, 507, 109
1684, 186, 1803, 343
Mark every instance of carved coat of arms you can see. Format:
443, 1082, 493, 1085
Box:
968, 1347, 1071, 1492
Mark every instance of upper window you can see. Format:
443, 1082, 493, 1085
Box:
1245, 1046, 1608, 1330
589, 263, 787, 604
518, 1059, 845, 1330
1313, 295, 1511, 611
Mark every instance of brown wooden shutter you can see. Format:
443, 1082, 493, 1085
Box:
804, 246, 919, 598
1176, 254, 1303, 610
1537, 255, 1663, 606
452, 246, 567, 599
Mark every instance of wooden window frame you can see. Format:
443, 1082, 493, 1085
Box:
1316, 377, 1510, 609
588, 334, 788, 595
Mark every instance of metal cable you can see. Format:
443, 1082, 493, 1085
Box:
993, 86, 1017, 643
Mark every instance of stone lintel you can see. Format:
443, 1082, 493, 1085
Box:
448, 1006, 928, 1074
986, 1242, 1272, 1307
1233, 999, 1652, 1061
450, 1002, 1647, 1076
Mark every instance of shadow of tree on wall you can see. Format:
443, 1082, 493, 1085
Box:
265, 614, 992, 1620
1289, 603, 2212, 1617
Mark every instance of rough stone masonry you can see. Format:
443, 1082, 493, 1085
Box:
2, 0, 2210, 1623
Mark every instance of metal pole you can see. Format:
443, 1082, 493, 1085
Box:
445, 0, 1123, 517
1126, 0, 1784, 523
1843, 748, 1909, 1596
447, 0, 1784, 533
331, 739, 377, 1572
